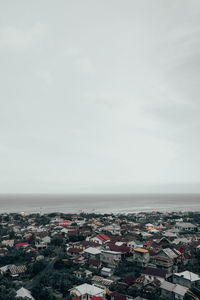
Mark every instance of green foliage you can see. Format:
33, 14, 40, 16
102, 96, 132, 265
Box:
0, 248, 34, 267
114, 260, 142, 278
68, 234, 84, 243
32, 286, 57, 300
51, 236, 64, 246
0, 274, 18, 300
30, 260, 48, 277
28, 234, 36, 246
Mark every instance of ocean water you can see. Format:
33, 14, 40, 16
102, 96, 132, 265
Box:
0, 194, 200, 215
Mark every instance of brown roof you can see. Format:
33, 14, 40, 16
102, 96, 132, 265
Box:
80, 241, 100, 248
89, 259, 101, 267
108, 242, 130, 253
153, 256, 173, 262
142, 267, 168, 278
110, 291, 127, 300
68, 247, 82, 254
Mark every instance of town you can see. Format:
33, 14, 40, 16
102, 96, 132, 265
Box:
0, 210, 200, 300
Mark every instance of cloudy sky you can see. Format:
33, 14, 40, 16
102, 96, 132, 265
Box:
0, 0, 200, 193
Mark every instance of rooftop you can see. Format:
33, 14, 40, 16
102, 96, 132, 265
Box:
174, 271, 200, 282
70, 283, 105, 296
134, 248, 148, 253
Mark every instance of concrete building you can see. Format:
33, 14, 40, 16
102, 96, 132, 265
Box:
160, 280, 188, 300
173, 271, 200, 289
175, 222, 197, 232
100, 250, 121, 267
132, 248, 150, 266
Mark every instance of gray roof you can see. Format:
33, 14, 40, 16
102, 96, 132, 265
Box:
160, 281, 187, 296
84, 247, 101, 255
70, 283, 105, 296
176, 222, 197, 228
174, 271, 200, 282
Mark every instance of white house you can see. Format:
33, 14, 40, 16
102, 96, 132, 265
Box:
69, 283, 105, 300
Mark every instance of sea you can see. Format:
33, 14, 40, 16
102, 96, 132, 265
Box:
0, 194, 200, 215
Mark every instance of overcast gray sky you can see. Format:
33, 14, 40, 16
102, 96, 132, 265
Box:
0, 0, 200, 193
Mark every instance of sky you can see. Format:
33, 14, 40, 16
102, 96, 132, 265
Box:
0, 0, 200, 193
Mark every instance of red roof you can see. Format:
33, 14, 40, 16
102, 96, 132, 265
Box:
92, 297, 105, 300
96, 233, 110, 241
154, 227, 162, 231
143, 242, 150, 246
61, 220, 71, 223
16, 242, 29, 247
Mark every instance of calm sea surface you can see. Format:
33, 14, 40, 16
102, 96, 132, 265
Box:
0, 194, 200, 214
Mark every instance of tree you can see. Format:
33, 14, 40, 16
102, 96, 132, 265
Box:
30, 260, 48, 277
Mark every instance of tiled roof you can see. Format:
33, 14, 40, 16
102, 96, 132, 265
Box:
92, 275, 113, 286
96, 234, 110, 241
9, 264, 27, 275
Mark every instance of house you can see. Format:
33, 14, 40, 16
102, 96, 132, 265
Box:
100, 250, 121, 267
156, 248, 181, 261
67, 247, 83, 256
108, 242, 130, 257
132, 248, 150, 266
69, 283, 106, 300
127, 240, 143, 250
92, 275, 113, 290
91, 234, 110, 245
101, 224, 121, 235
152, 256, 173, 272
74, 269, 92, 280
41, 236, 51, 244
16, 287, 35, 299
2, 239, 15, 247
73, 255, 86, 265
74, 241, 101, 251
160, 280, 188, 300
173, 271, 200, 289
175, 222, 197, 232
88, 258, 101, 269
7, 264, 27, 278
141, 267, 170, 282
35, 243, 47, 250
60, 220, 72, 226
101, 267, 113, 277
83, 247, 102, 259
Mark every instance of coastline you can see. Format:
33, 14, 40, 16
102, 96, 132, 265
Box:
0, 193, 200, 215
